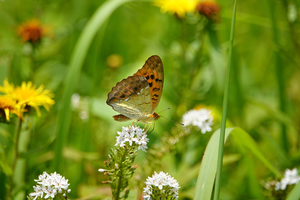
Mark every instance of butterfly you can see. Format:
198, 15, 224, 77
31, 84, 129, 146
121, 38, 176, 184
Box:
106, 55, 164, 124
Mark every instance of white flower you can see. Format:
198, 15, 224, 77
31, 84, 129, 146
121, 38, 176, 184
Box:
275, 168, 300, 190
29, 171, 71, 199
182, 109, 213, 134
71, 93, 90, 122
71, 93, 81, 109
98, 168, 106, 172
29, 185, 44, 200
144, 171, 180, 199
115, 126, 148, 152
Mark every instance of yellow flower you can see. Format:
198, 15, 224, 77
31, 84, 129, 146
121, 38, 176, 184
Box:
0, 79, 55, 117
17, 19, 50, 43
154, 0, 198, 17
0, 96, 23, 121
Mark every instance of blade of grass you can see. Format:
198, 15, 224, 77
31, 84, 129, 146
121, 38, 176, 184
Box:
267, 0, 288, 153
52, 0, 133, 171
194, 128, 233, 200
286, 182, 300, 200
213, 0, 237, 199
194, 127, 282, 200
231, 128, 282, 178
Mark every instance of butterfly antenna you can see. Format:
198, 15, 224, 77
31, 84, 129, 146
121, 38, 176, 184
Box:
160, 115, 184, 126
157, 107, 170, 114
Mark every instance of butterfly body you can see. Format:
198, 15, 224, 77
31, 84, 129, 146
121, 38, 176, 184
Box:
106, 55, 164, 123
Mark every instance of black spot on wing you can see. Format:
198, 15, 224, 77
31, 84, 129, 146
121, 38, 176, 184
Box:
146, 75, 149, 80
150, 74, 154, 79
153, 94, 159, 97
120, 94, 125, 98
153, 87, 160, 92
149, 82, 153, 87
155, 78, 162, 82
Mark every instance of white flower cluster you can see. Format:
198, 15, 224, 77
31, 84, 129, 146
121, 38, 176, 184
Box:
143, 171, 180, 200
115, 126, 149, 152
182, 108, 213, 134
71, 93, 90, 122
29, 172, 71, 200
275, 168, 300, 190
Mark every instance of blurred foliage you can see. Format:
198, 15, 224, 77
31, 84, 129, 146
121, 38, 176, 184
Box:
0, 0, 300, 199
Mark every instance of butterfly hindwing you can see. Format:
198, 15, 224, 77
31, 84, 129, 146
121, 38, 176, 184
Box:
106, 75, 153, 120
134, 55, 164, 113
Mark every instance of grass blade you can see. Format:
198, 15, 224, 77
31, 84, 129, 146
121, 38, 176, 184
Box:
286, 182, 300, 200
52, 0, 133, 171
194, 128, 233, 200
213, 0, 237, 199
194, 127, 282, 200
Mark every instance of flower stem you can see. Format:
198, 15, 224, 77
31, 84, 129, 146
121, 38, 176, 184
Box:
267, 0, 288, 153
7, 118, 23, 200
115, 148, 126, 200
213, 0, 237, 199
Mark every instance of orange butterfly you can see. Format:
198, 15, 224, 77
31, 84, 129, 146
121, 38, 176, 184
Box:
106, 55, 164, 124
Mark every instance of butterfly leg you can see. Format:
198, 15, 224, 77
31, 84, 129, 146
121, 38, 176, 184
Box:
145, 123, 153, 133
143, 123, 148, 130
130, 120, 137, 130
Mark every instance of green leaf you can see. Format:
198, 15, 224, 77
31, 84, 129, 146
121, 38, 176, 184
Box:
286, 182, 300, 200
194, 127, 282, 200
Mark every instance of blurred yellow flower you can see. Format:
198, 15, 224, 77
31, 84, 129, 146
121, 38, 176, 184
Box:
0, 96, 23, 121
0, 79, 55, 117
17, 19, 50, 43
154, 0, 198, 17
106, 54, 124, 68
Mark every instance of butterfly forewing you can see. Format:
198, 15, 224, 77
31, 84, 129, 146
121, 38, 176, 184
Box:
106, 75, 153, 120
134, 55, 164, 113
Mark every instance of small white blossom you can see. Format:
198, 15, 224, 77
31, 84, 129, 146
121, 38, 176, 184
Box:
144, 171, 180, 199
275, 168, 300, 190
182, 108, 213, 134
288, 4, 297, 22
98, 168, 106, 172
71, 93, 81, 109
71, 93, 90, 122
115, 126, 148, 152
29, 172, 71, 200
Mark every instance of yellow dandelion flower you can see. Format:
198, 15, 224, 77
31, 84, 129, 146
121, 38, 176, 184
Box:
0, 96, 23, 121
0, 79, 55, 117
17, 19, 50, 43
154, 0, 198, 17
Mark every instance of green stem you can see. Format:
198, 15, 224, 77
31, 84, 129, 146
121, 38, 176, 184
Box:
115, 148, 126, 200
7, 118, 23, 200
213, 0, 237, 200
267, 0, 288, 153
